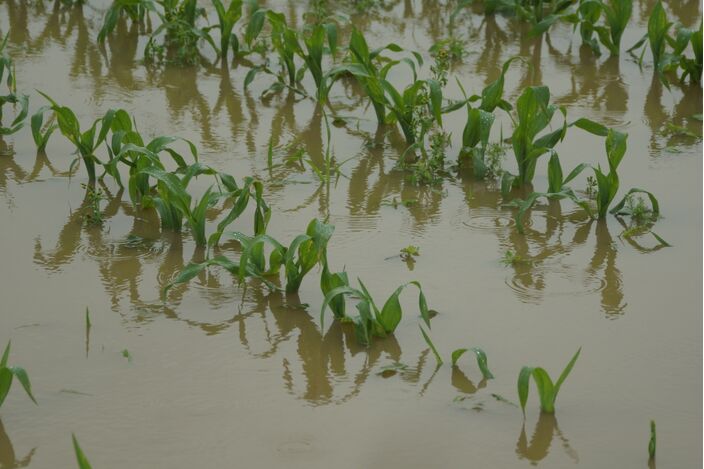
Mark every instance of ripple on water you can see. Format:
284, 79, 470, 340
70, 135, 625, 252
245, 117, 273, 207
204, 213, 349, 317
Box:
504, 257, 608, 306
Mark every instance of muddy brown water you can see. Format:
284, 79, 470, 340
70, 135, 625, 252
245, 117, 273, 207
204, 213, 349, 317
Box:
0, 0, 702, 467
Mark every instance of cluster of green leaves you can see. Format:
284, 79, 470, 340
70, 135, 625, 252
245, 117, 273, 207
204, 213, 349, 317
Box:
510, 122, 660, 233
0, 342, 37, 410
628, 1, 702, 86
502, 86, 567, 189
455, 0, 632, 57
0, 34, 29, 136
34, 97, 270, 245
244, 11, 339, 100
320, 264, 431, 346
531, 0, 633, 56
458, 57, 519, 179
164, 218, 332, 296
518, 347, 581, 414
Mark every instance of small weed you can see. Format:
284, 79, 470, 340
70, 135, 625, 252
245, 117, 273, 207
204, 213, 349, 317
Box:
400, 245, 420, 260
81, 184, 105, 226
501, 250, 530, 266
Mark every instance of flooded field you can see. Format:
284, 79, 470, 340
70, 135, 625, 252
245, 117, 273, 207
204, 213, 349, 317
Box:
0, 0, 701, 467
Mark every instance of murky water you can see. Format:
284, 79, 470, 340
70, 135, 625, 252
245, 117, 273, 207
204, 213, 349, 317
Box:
0, 0, 701, 467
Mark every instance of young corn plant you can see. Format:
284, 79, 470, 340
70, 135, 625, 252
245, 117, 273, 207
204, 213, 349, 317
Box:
589, 128, 659, 219
339, 28, 423, 129
210, 0, 243, 62
629, 2, 702, 84
518, 347, 581, 414
164, 218, 330, 296
245, 15, 338, 101
31, 106, 58, 151
532, 0, 633, 56
0, 342, 38, 409
144, 0, 218, 65
504, 86, 567, 189
98, 0, 156, 43
510, 150, 592, 233
37, 93, 118, 182
451, 347, 494, 380
320, 278, 431, 346
0, 34, 28, 136
137, 165, 270, 247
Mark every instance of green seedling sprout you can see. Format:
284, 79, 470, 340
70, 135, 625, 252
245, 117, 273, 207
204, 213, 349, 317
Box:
517, 347, 581, 414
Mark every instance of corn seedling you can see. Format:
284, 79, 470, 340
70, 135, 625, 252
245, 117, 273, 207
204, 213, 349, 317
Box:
37, 93, 118, 182
517, 347, 581, 414
164, 218, 331, 296
589, 129, 659, 219
72, 434, 92, 469
451, 347, 494, 380
339, 28, 424, 130
505, 86, 567, 188
510, 150, 593, 233
0, 34, 28, 136
210, 0, 243, 61
144, 0, 218, 65
0, 341, 38, 409
321, 278, 431, 346
629, 3, 702, 84
30, 105, 58, 151
98, 0, 156, 43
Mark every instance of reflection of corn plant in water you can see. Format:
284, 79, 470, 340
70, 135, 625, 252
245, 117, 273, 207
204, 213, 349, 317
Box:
518, 347, 581, 414
0, 342, 38, 409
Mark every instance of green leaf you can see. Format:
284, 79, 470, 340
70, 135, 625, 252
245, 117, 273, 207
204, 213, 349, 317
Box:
419, 325, 443, 366
517, 366, 533, 415
72, 434, 93, 469
10, 366, 37, 404
570, 118, 608, 136
553, 347, 582, 401
0, 341, 9, 368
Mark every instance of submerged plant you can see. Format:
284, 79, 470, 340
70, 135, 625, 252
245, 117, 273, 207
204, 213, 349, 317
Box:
0, 34, 28, 136
37, 93, 117, 182
0, 341, 38, 409
518, 347, 581, 414
164, 218, 331, 296
629, 2, 702, 84
451, 347, 494, 380
321, 278, 431, 346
